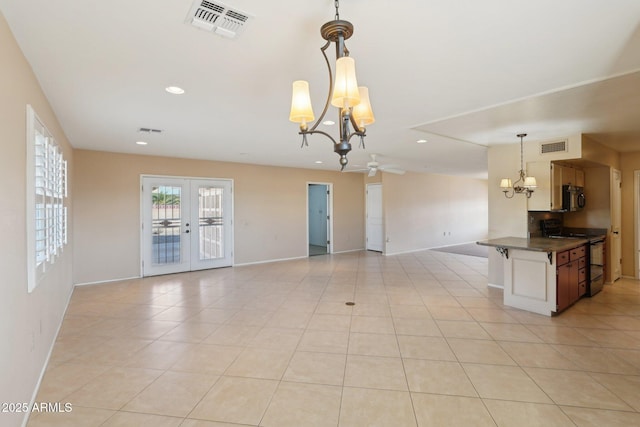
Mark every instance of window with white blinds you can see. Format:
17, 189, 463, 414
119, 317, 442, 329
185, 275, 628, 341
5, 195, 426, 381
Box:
26, 105, 68, 292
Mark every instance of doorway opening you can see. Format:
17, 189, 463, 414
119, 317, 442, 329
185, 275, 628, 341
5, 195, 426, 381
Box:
307, 183, 332, 256
366, 183, 384, 252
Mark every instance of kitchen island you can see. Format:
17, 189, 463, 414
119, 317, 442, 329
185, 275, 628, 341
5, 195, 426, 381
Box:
477, 237, 589, 316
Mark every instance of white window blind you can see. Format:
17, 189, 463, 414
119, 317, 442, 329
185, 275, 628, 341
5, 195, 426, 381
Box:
27, 105, 68, 292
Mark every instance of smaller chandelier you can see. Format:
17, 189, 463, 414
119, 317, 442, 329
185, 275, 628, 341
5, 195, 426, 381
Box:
289, 0, 374, 170
500, 133, 537, 198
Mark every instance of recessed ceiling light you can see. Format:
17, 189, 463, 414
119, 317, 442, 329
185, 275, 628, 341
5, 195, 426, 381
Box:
417, 139, 428, 144
322, 120, 335, 126
315, 160, 323, 164
136, 141, 148, 145
165, 86, 185, 95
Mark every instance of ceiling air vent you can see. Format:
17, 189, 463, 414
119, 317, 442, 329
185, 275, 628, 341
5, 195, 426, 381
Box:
185, 0, 253, 39
540, 140, 568, 155
138, 128, 162, 134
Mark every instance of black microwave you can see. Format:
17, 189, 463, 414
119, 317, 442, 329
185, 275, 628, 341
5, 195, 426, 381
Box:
562, 185, 585, 211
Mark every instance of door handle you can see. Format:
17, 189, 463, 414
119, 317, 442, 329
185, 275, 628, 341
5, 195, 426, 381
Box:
185, 229, 190, 234
613, 231, 619, 235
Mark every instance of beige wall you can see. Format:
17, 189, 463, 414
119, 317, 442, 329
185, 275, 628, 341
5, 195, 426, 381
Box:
620, 151, 640, 278
73, 151, 490, 283
582, 135, 621, 169
381, 172, 488, 255
0, 12, 75, 426
73, 150, 365, 284
487, 144, 529, 286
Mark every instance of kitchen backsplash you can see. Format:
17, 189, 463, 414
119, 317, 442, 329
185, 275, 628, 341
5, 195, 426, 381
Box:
528, 211, 607, 238
528, 211, 563, 237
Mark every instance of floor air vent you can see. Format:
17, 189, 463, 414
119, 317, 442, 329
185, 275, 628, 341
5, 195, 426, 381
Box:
540, 140, 568, 154
185, 0, 253, 39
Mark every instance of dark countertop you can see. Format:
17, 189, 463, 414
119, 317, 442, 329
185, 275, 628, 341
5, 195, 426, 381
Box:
477, 236, 589, 252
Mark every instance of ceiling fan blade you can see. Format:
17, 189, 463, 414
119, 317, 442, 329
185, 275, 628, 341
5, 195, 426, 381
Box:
344, 168, 369, 173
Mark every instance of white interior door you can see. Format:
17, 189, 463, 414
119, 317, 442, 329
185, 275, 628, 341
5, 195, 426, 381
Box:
636, 171, 640, 280
142, 177, 233, 276
611, 169, 622, 282
366, 183, 383, 252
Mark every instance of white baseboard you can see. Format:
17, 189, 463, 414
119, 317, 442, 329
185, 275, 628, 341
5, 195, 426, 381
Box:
74, 276, 141, 286
384, 246, 433, 256
333, 248, 365, 254
487, 283, 505, 290
234, 255, 308, 267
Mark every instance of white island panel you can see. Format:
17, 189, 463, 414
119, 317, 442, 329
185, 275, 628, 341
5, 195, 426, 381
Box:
504, 249, 556, 316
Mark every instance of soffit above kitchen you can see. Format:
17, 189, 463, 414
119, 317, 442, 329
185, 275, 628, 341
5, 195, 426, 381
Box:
1, 0, 639, 179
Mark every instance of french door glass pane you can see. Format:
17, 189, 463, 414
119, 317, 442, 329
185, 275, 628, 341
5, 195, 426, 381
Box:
198, 186, 224, 260
151, 185, 182, 264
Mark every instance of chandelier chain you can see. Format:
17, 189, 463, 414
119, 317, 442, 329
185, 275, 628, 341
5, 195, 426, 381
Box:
520, 134, 524, 173
335, 0, 340, 20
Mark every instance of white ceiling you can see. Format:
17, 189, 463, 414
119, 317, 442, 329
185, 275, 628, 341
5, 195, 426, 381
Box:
2, 0, 640, 179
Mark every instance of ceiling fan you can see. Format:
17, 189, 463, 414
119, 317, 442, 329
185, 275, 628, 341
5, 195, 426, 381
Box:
348, 154, 405, 177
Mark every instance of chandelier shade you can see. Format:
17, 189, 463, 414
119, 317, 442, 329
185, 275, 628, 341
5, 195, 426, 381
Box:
289, 80, 315, 124
523, 176, 537, 188
352, 86, 375, 127
500, 178, 513, 189
331, 57, 360, 108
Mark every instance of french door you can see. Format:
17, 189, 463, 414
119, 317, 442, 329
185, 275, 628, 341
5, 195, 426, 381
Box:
141, 177, 233, 276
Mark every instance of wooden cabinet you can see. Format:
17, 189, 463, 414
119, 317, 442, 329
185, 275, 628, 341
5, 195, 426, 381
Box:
556, 259, 570, 312
561, 166, 576, 186
556, 244, 587, 312
551, 163, 563, 210
552, 163, 584, 187
527, 161, 563, 211
559, 164, 584, 187
528, 162, 586, 212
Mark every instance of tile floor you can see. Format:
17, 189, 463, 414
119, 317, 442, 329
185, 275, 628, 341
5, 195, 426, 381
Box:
27, 250, 640, 426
